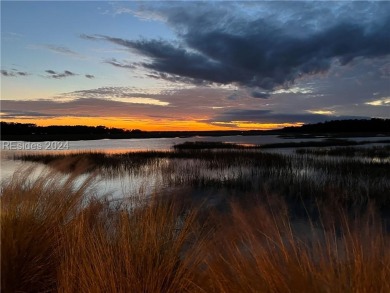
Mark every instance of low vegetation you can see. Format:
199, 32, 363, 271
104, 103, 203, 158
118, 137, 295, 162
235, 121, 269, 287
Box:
173, 141, 256, 150
2, 168, 390, 292
173, 139, 390, 150
296, 145, 390, 158
14, 147, 390, 208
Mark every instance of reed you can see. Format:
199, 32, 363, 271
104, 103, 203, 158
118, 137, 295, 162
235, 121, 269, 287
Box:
296, 145, 390, 158
1, 167, 93, 292
198, 197, 390, 293
14, 149, 389, 208
1, 169, 390, 292
3, 147, 390, 292
1, 168, 205, 292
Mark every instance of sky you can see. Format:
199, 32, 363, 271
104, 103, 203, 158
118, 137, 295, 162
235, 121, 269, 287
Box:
1, 1, 389, 131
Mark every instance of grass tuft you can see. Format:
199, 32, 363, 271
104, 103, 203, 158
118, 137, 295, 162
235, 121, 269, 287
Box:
1, 163, 389, 292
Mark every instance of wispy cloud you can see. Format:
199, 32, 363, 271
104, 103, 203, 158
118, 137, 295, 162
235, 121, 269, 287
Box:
44, 70, 95, 79
209, 109, 368, 124
1, 98, 172, 119
272, 86, 314, 95
45, 70, 77, 79
306, 110, 335, 115
251, 90, 270, 99
1, 69, 29, 77
2, 32, 24, 41
60, 86, 169, 106
365, 97, 390, 106
0, 109, 66, 119
109, 97, 169, 106
104, 58, 137, 69
80, 34, 99, 41
44, 45, 80, 56
29, 44, 83, 58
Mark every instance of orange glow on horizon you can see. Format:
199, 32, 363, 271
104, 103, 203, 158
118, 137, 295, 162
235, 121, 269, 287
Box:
212, 121, 303, 130
1, 116, 302, 131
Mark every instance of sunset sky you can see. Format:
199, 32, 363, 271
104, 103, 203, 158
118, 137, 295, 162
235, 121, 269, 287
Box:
1, 1, 389, 131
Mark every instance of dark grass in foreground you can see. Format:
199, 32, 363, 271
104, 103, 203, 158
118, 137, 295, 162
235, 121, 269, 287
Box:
1, 170, 390, 292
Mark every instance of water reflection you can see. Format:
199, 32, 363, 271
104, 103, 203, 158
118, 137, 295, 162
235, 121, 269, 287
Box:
1, 136, 389, 208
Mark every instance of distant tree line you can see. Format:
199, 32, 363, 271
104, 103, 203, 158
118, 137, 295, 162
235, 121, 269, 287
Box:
0, 122, 142, 136
0, 119, 389, 141
283, 118, 390, 133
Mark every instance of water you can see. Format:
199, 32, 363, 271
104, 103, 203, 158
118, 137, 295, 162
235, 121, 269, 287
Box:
1, 135, 388, 199
0, 135, 305, 182
3, 135, 315, 152
2, 135, 390, 239
54, 135, 390, 151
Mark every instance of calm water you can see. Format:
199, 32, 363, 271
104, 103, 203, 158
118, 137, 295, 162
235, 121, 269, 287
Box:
0, 135, 270, 193
0, 135, 296, 178
1, 135, 388, 199
2, 135, 314, 152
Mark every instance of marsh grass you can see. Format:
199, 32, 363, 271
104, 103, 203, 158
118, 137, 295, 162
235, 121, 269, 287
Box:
1, 168, 205, 293
2, 170, 390, 292
296, 145, 390, 159
1, 167, 94, 292
57, 195, 205, 293
173, 139, 390, 150
200, 198, 390, 293
173, 141, 258, 149
14, 149, 390, 208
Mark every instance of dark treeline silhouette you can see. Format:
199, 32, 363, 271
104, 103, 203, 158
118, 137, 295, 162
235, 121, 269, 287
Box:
0, 122, 260, 141
0, 122, 140, 136
283, 118, 390, 133
0, 119, 389, 141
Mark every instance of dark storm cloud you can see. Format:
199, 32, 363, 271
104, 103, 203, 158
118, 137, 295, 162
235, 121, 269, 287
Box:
85, 74, 95, 79
145, 71, 211, 86
84, 35, 243, 85
83, 2, 390, 90
210, 109, 369, 124
251, 91, 270, 99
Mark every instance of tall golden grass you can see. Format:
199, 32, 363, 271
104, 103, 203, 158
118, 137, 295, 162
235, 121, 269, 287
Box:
201, 198, 390, 292
1, 168, 390, 292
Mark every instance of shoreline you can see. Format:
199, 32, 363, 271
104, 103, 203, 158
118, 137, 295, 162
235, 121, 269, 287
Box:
2, 131, 390, 142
